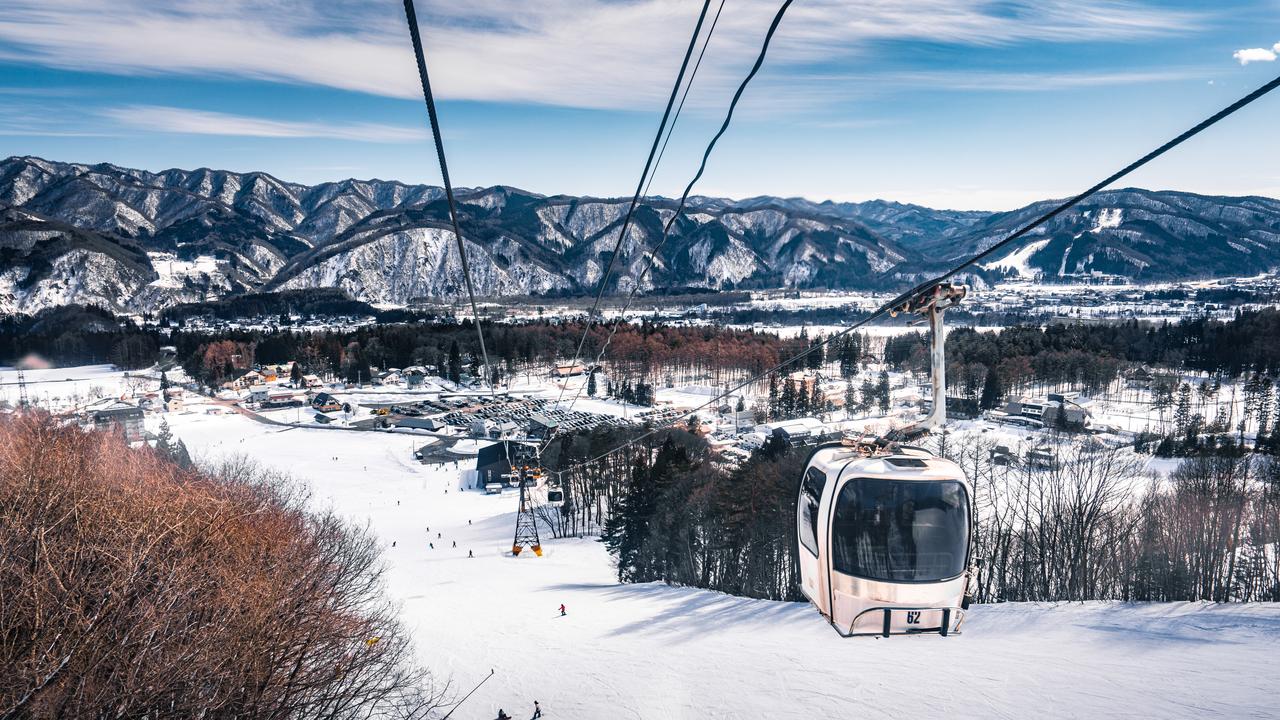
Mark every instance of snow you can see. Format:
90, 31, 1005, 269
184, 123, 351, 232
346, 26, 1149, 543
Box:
146, 252, 223, 289
1092, 207, 1124, 231
981, 238, 1050, 277
150, 396, 1280, 720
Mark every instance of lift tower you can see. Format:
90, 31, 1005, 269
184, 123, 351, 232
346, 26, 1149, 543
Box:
16, 367, 30, 410
511, 466, 542, 557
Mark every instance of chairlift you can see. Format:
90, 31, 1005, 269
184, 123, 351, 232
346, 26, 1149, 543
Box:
796, 284, 974, 637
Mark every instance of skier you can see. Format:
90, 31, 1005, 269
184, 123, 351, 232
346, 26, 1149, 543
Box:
429, 542, 434, 549
559, 604, 566, 617
437, 532, 442, 539
392, 541, 397, 548
468, 550, 474, 558
452, 540, 457, 548
532, 700, 543, 718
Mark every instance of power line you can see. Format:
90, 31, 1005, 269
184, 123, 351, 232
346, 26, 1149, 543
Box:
402, 0, 494, 391
555, 70, 1280, 475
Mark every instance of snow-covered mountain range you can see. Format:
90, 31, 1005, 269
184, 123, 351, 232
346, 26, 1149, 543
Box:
2, 155, 1278, 314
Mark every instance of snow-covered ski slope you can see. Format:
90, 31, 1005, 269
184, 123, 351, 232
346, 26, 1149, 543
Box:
163, 409, 1279, 720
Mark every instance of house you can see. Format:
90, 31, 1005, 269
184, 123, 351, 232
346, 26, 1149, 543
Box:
528, 412, 560, 439
377, 370, 402, 385
551, 363, 589, 378
163, 387, 184, 413
262, 391, 303, 409
247, 386, 270, 404
405, 370, 427, 389
728, 410, 756, 432
757, 418, 834, 447
92, 402, 145, 443
302, 374, 324, 389
311, 392, 342, 412
230, 370, 264, 390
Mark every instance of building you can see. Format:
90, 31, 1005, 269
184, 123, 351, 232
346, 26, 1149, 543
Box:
552, 363, 589, 378
757, 418, 834, 447
474, 441, 539, 489
311, 392, 342, 412
229, 370, 264, 391
92, 402, 145, 444
164, 387, 184, 413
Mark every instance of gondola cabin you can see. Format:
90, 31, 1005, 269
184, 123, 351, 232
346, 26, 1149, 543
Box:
797, 443, 972, 637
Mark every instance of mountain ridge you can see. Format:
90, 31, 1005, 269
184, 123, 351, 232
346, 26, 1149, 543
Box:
2, 155, 1278, 315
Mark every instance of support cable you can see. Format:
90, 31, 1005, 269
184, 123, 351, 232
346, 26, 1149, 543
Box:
547, 1, 715, 417
556, 71, 1280, 475
548, 0, 794, 447
403, 0, 495, 391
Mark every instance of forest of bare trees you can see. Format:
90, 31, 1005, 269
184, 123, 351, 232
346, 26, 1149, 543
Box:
0, 414, 443, 719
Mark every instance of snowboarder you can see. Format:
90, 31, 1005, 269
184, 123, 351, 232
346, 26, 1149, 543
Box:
392, 541, 396, 548
452, 541, 457, 548
429, 542, 434, 549
468, 519, 472, 525
559, 604, 566, 617
468, 550, 474, 558
532, 700, 542, 718
437, 532, 442, 539
495, 710, 510, 720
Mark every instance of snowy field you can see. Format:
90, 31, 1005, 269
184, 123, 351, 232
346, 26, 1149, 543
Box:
158, 404, 1280, 720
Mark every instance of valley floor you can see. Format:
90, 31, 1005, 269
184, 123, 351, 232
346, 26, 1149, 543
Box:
162, 407, 1279, 720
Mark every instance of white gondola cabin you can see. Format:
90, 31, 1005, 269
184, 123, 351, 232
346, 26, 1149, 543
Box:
797, 443, 971, 636
797, 282, 974, 637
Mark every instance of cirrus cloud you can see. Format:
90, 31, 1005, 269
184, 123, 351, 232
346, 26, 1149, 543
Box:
0, 0, 1207, 111
100, 105, 428, 142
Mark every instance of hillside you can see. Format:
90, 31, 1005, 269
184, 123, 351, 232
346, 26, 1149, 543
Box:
2, 156, 1278, 314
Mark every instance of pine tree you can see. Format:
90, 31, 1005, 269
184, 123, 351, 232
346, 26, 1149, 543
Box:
1174, 383, 1193, 436
780, 379, 797, 419
876, 370, 891, 414
979, 365, 1004, 410
587, 370, 598, 397
155, 419, 174, 458
447, 340, 462, 384
844, 380, 856, 416
290, 362, 304, 387
159, 371, 171, 390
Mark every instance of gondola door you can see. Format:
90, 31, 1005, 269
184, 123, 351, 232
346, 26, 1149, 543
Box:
797, 465, 830, 618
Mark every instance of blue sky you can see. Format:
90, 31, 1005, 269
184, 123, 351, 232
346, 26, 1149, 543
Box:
0, 0, 1277, 210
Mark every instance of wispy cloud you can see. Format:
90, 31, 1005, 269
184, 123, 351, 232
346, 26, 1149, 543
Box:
100, 105, 428, 142
1232, 42, 1279, 65
0, 1, 1206, 111
872, 68, 1211, 92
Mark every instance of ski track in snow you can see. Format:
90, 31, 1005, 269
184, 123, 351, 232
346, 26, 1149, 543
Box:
155, 408, 1280, 720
